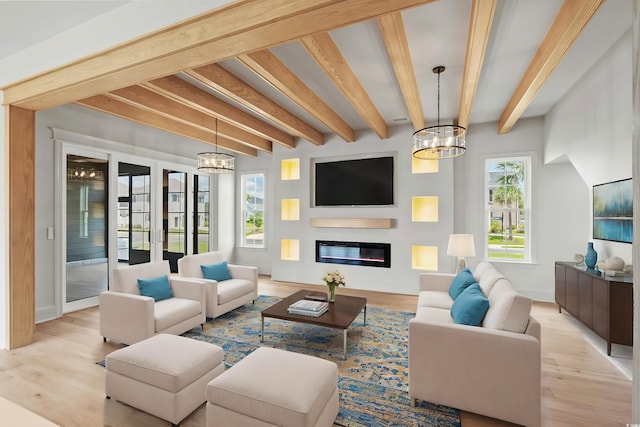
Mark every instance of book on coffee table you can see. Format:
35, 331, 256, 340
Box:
287, 299, 329, 317
287, 306, 328, 317
288, 299, 329, 312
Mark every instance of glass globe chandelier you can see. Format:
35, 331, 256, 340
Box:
412, 66, 466, 160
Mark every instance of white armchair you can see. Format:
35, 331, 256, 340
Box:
99, 260, 206, 345
178, 252, 258, 318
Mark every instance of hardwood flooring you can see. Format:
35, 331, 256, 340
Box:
0, 276, 632, 426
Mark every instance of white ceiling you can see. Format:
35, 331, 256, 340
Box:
0, 0, 633, 137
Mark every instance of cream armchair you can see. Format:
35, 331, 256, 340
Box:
99, 260, 206, 345
178, 252, 258, 318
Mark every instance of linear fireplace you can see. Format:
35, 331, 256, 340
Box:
316, 240, 391, 268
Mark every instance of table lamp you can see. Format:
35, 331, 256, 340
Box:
447, 234, 475, 273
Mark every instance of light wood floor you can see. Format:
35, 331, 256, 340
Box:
0, 276, 632, 426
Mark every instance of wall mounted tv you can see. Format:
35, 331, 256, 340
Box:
593, 178, 632, 243
314, 156, 394, 206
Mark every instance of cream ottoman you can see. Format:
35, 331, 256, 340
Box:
106, 333, 224, 426
206, 347, 339, 427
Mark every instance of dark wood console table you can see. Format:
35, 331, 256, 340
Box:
555, 261, 633, 355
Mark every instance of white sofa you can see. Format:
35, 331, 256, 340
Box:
100, 261, 206, 345
409, 261, 541, 427
178, 251, 258, 318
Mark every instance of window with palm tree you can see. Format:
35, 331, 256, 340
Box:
486, 157, 530, 261
241, 172, 265, 248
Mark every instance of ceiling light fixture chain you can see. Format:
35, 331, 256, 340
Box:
412, 65, 466, 160
197, 117, 235, 174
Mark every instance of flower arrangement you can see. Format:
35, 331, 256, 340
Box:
322, 270, 346, 302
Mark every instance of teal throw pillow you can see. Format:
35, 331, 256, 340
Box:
137, 275, 174, 302
448, 268, 476, 300
451, 283, 489, 326
201, 261, 232, 281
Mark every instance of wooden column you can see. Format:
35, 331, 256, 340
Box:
6, 105, 35, 349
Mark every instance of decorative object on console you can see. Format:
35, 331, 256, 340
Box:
574, 254, 584, 265
197, 118, 235, 174
322, 270, 346, 302
412, 66, 466, 160
446, 234, 475, 273
599, 256, 632, 277
584, 241, 598, 269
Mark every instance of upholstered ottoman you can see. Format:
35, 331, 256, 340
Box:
105, 333, 224, 426
206, 347, 339, 427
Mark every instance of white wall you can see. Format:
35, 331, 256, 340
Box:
454, 117, 589, 301
235, 125, 455, 295
545, 29, 633, 266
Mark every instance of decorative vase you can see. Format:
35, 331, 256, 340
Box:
585, 242, 598, 269
327, 285, 336, 303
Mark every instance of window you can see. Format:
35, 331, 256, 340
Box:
79, 185, 89, 238
193, 175, 210, 254
241, 172, 265, 248
485, 157, 531, 262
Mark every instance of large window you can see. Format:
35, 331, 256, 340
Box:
485, 157, 531, 262
241, 172, 265, 248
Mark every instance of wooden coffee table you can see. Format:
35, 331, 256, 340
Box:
261, 290, 367, 359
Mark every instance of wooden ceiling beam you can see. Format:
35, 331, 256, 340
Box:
377, 12, 424, 131
142, 75, 295, 148
185, 64, 325, 146
75, 95, 258, 157
457, 0, 496, 130
3, 0, 436, 111
497, 0, 604, 134
107, 85, 272, 152
300, 32, 388, 139
237, 50, 354, 143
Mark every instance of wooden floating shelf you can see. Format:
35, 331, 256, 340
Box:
310, 218, 393, 229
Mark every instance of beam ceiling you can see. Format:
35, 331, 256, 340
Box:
497, 0, 605, 134
2, 0, 605, 156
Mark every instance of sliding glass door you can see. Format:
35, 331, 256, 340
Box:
57, 141, 215, 314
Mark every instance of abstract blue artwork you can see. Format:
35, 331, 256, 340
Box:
593, 178, 632, 243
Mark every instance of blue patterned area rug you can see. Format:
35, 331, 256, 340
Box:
182, 295, 460, 427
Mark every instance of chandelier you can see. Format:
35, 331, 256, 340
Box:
412, 66, 466, 160
197, 118, 235, 174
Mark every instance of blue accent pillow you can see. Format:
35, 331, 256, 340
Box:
448, 268, 476, 300
201, 261, 232, 281
137, 275, 174, 302
451, 283, 490, 326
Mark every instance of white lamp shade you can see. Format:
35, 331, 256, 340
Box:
446, 234, 475, 257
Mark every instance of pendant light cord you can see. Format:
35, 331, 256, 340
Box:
436, 70, 440, 127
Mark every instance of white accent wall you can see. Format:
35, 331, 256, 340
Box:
454, 117, 589, 301
545, 29, 633, 266
234, 127, 454, 296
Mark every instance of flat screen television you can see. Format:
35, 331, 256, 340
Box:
593, 178, 632, 243
314, 156, 394, 206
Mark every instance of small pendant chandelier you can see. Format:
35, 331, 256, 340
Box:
412, 66, 466, 160
197, 118, 235, 174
